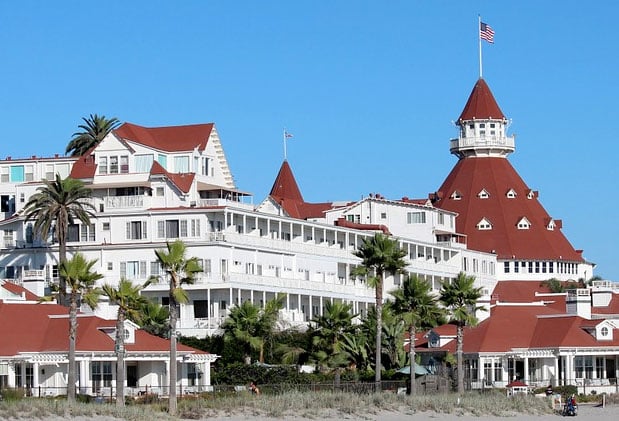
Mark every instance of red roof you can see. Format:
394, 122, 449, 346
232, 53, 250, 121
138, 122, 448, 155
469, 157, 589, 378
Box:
115, 122, 214, 152
69, 149, 97, 179
1, 281, 40, 301
492, 281, 567, 311
434, 157, 583, 261
458, 78, 505, 122
0, 302, 206, 355
268, 161, 334, 219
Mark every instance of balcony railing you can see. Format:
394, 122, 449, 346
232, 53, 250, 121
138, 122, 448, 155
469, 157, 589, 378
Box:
104, 195, 145, 209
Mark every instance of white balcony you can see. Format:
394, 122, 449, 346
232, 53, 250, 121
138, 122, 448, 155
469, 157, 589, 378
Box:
104, 195, 146, 209
197, 198, 254, 211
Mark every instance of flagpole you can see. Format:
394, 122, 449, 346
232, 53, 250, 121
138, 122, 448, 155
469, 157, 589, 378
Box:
478, 15, 483, 79
283, 128, 288, 160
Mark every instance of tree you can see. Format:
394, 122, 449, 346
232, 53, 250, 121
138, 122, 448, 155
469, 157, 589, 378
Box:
352, 233, 407, 391
152, 240, 202, 416
65, 114, 120, 157
222, 294, 285, 364
134, 301, 170, 338
309, 300, 356, 387
59, 253, 102, 403
101, 278, 149, 407
23, 174, 95, 306
439, 272, 484, 394
391, 275, 444, 395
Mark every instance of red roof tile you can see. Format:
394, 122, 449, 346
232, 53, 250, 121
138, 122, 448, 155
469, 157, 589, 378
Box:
458, 78, 505, 122
115, 122, 214, 153
149, 161, 194, 194
434, 157, 583, 261
1, 281, 40, 301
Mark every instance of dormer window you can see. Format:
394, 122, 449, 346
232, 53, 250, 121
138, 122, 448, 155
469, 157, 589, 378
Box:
450, 191, 462, 200
527, 191, 535, 200
601, 327, 609, 337
517, 217, 531, 230
547, 220, 556, 231
506, 189, 517, 199
478, 189, 490, 199
477, 218, 492, 230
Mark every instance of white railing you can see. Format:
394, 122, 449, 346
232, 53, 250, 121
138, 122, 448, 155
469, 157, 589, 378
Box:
197, 198, 254, 210
104, 195, 145, 209
450, 135, 515, 151
22, 269, 45, 281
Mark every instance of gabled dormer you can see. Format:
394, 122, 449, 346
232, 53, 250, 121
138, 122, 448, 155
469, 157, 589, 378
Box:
594, 320, 614, 341
506, 188, 517, 199
516, 217, 531, 230
99, 319, 139, 345
545, 218, 556, 231
478, 188, 490, 199
477, 217, 492, 230
450, 190, 462, 200
425, 325, 457, 348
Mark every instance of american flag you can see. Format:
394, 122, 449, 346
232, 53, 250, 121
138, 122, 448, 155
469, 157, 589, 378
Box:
480, 22, 495, 44
284, 131, 293, 139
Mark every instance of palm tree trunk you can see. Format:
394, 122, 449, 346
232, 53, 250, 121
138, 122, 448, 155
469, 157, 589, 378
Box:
58, 237, 67, 306
409, 325, 416, 396
169, 297, 178, 415
67, 293, 77, 403
375, 274, 383, 392
457, 324, 464, 394
115, 311, 125, 407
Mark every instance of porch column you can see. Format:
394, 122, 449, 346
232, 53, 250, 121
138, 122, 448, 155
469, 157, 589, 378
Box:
33, 362, 40, 397
80, 360, 89, 395
237, 288, 242, 305
207, 288, 211, 329
319, 296, 323, 316
553, 357, 559, 386
250, 289, 254, 304
229, 287, 233, 307
491, 359, 495, 384
262, 290, 266, 307
308, 295, 313, 320
523, 356, 529, 384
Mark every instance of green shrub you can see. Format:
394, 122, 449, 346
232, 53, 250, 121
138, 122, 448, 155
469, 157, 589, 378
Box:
0, 388, 25, 401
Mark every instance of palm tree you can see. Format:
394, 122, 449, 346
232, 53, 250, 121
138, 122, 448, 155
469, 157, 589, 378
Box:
222, 294, 284, 364
152, 240, 202, 416
352, 233, 407, 391
23, 174, 95, 306
134, 301, 170, 338
60, 253, 102, 403
65, 114, 120, 156
391, 275, 444, 395
439, 272, 484, 394
101, 279, 149, 407
310, 300, 356, 387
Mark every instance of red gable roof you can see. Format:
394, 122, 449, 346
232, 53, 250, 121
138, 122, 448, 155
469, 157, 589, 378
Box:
69, 149, 97, 179
268, 160, 334, 219
115, 122, 214, 152
434, 157, 583, 261
149, 161, 194, 194
458, 78, 505, 122
1, 281, 40, 301
0, 302, 206, 355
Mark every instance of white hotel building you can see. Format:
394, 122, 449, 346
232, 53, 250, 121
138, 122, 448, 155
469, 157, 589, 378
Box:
0, 121, 497, 337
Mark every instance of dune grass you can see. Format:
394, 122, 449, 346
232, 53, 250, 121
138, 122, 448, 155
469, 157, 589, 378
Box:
0, 390, 561, 420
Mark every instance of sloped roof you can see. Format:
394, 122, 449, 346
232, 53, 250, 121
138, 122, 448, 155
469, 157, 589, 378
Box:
434, 157, 583, 261
491, 281, 567, 311
149, 161, 194, 194
115, 122, 214, 153
0, 302, 206, 356
457, 78, 505, 122
268, 160, 334, 219
591, 294, 619, 315
1, 281, 40, 301
69, 148, 97, 179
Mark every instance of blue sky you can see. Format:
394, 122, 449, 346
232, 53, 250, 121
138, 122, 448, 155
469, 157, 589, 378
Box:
0, 2, 615, 279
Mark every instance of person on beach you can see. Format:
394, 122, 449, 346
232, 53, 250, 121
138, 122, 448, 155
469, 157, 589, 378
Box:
249, 381, 260, 395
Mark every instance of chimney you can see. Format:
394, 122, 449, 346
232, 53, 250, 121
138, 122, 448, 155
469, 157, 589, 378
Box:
566, 288, 591, 319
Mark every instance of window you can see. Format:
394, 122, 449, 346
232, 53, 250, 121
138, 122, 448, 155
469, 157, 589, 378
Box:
462, 257, 469, 272
407, 212, 426, 224
494, 360, 503, 382
504, 261, 510, 273
450, 191, 462, 200
15, 363, 33, 388
380, 212, 387, 219
91, 361, 112, 393
150, 261, 161, 276
478, 189, 490, 199
99, 157, 108, 174
191, 219, 201, 237
135, 154, 154, 172
67, 224, 80, 242
0, 195, 12, 213
120, 155, 129, 173
479, 123, 485, 128
517, 217, 531, 230
25, 166, 33, 181
107, 262, 113, 271
156, 187, 164, 197
10, 166, 24, 182
157, 219, 183, 238
102, 222, 110, 231
506, 189, 517, 198
45, 165, 54, 180
0, 168, 7, 183
514, 261, 519, 273
201, 157, 209, 175
477, 218, 492, 230
157, 154, 167, 169
174, 156, 190, 173
80, 224, 96, 242
575, 356, 594, 379
346, 214, 361, 224
109, 156, 119, 174
194, 300, 209, 318
126, 221, 147, 240
121, 261, 148, 279
437, 212, 445, 225
601, 326, 609, 337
